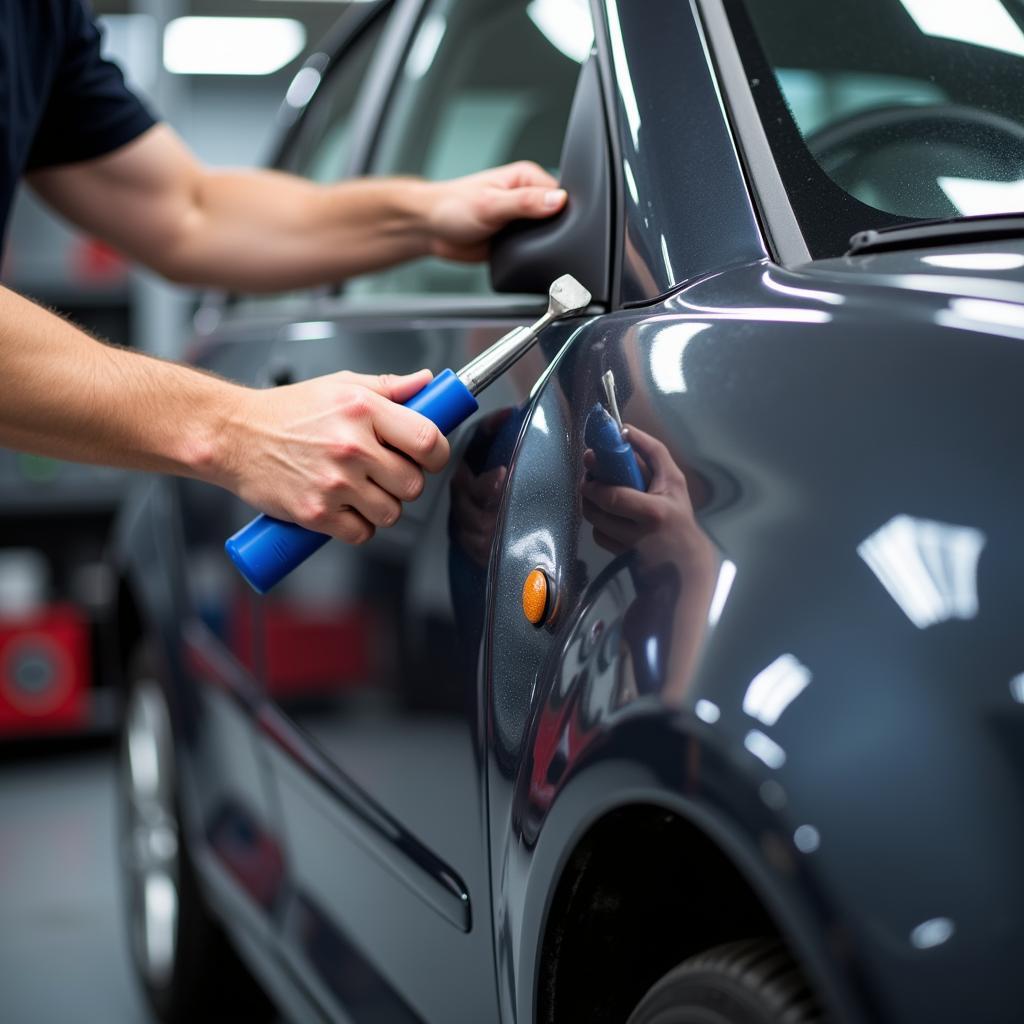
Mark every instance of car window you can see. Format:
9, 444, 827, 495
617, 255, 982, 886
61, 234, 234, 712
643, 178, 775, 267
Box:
724, 0, 1024, 257
345, 0, 593, 299
284, 13, 389, 183
230, 13, 388, 316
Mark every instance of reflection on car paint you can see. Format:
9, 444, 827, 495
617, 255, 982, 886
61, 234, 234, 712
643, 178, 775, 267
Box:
857, 515, 986, 628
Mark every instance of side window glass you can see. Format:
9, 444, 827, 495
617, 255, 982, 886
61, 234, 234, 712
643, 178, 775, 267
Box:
230, 13, 387, 316
346, 0, 593, 300
286, 14, 388, 183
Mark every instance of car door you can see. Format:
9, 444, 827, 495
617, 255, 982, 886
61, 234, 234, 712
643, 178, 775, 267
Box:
169, 0, 396, 958
246, 1, 599, 1020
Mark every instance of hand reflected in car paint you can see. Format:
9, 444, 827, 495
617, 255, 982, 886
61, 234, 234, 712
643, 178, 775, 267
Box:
451, 461, 507, 569
580, 424, 717, 705
582, 425, 713, 574
449, 408, 517, 570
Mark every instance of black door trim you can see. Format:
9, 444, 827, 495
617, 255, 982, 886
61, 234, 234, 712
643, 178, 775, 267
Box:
258, 703, 473, 932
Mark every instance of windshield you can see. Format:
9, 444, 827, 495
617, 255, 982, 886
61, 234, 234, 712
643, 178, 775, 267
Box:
724, 0, 1024, 257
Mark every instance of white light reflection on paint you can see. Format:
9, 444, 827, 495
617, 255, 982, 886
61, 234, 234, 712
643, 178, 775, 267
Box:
948, 297, 1024, 330
1009, 673, 1024, 703
649, 323, 710, 394
938, 297, 1024, 339
623, 160, 640, 205
707, 559, 737, 627
405, 14, 446, 79
793, 825, 820, 853
744, 729, 786, 769
891, 274, 1024, 306
857, 515, 986, 629
660, 235, 676, 284
605, 0, 641, 147
760, 271, 844, 306
509, 528, 557, 564
695, 699, 720, 724
939, 175, 1024, 216
672, 301, 832, 325
527, 0, 593, 63
533, 406, 549, 435
743, 654, 811, 727
910, 917, 955, 949
923, 253, 1024, 271
900, 0, 1024, 57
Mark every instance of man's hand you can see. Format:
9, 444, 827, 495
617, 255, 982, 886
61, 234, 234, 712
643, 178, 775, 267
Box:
0, 280, 448, 545
425, 161, 567, 263
218, 370, 450, 545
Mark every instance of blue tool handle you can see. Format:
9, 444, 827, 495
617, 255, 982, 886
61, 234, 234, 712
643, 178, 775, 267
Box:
225, 369, 478, 593
594, 441, 647, 490
402, 368, 479, 436
584, 403, 647, 491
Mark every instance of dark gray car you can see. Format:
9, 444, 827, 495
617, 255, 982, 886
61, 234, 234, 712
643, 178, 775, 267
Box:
111, 1, 1024, 1022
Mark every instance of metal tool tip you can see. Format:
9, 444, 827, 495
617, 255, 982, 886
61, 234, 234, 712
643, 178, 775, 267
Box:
548, 274, 591, 316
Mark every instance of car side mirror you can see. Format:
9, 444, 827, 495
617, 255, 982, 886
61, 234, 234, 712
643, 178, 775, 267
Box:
489, 56, 612, 305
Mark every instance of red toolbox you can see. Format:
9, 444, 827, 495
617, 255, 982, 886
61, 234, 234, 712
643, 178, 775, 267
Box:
0, 604, 90, 735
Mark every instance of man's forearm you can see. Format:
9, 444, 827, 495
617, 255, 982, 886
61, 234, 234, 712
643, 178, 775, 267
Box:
0, 285, 238, 479
159, 172, 436, 291
27, 126, 565, 294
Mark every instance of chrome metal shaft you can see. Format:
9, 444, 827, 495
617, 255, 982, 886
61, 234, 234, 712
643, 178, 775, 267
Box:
456, 274, 592, 396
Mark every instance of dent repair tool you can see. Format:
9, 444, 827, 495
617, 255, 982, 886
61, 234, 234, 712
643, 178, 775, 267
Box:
225, 274, 593, 593
584, 369, 647, 491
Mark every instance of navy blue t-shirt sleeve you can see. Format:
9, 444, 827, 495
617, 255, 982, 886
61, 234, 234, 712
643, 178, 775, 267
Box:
26, 1, 157, 171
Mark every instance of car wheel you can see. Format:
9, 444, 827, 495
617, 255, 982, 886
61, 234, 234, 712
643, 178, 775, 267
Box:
119, 647, 273, 1022
626, 939, 824, 1024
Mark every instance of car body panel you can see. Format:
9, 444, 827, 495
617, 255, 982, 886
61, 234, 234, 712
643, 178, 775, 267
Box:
487, 259, 1024, 1023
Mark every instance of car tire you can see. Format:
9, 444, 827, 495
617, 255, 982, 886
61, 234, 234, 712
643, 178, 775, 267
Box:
625, 938, 825, 1024
118, 646, 274, 1023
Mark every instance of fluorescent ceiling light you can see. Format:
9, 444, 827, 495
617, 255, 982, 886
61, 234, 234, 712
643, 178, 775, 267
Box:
164, 17, 306, 76
899, 0, 1024, 58
527, 0, 594, 63
857, 515, 986, 629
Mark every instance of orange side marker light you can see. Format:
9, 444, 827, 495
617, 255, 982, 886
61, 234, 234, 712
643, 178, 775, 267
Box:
522, 569, 549, 626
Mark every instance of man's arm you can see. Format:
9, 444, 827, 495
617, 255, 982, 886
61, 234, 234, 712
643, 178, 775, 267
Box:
27, 124, 567, 292
0, 285, 448, 543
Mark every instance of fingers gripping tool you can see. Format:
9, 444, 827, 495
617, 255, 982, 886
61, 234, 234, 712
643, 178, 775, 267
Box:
225, 275, 593, 593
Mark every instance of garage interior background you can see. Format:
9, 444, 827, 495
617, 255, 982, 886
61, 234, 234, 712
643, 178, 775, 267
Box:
0, 3, 361, 1020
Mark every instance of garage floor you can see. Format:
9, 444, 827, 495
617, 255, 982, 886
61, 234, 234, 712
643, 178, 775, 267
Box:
0, 741, 156, 1023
